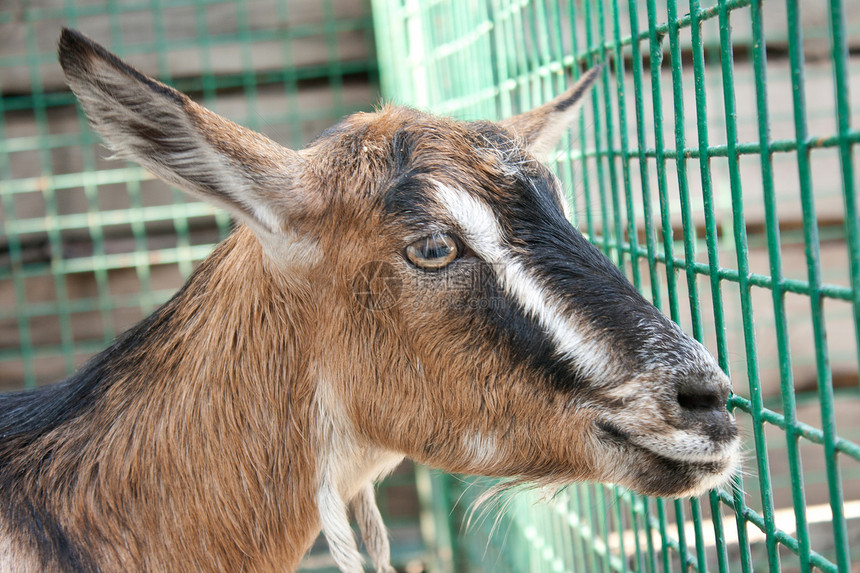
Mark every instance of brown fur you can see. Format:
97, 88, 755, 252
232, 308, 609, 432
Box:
2, 231, 322, 571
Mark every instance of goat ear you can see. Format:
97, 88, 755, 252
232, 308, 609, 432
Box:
58, 28, 305, 236
499, 66, 601, 161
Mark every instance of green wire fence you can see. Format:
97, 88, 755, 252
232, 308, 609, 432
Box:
373, 0, 860, 572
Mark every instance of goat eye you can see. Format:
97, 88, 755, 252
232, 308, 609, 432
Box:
405, 234, 459, 270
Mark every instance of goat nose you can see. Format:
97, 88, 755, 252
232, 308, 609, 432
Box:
673, 374, 736, 442
676, 387, 727, 412
675, 373, 730, 413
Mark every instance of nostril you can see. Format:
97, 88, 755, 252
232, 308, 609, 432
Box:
677, 390, 723, 411
672, 376, 735, 441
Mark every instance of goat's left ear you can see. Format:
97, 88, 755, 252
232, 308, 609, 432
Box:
499, 66, 601, 161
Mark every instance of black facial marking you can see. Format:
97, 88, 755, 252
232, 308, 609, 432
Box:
468, 266, 589, 393
379, 126, 444, 219
382, 190, 593, 396
382, 172, 436, 220
499, 172, 669, 377
389, 125, 420, 174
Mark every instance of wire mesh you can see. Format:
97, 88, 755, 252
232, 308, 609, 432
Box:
372, 0, 860, 571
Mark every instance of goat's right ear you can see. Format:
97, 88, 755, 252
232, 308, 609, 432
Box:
499, 66, 601, 161
58, 28, 307, 236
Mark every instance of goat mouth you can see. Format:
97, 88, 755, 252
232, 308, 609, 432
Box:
596, 418, 739, 463
596, 420, 629, 444
596, 420, 740, 497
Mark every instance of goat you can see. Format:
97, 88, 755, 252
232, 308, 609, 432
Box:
0, 28, 740, 573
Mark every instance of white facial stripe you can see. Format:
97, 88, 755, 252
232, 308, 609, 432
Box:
434, 183, 613, 382
433, 184, 506, 262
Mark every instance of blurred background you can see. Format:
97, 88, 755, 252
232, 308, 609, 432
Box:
1, 0, 859, 571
